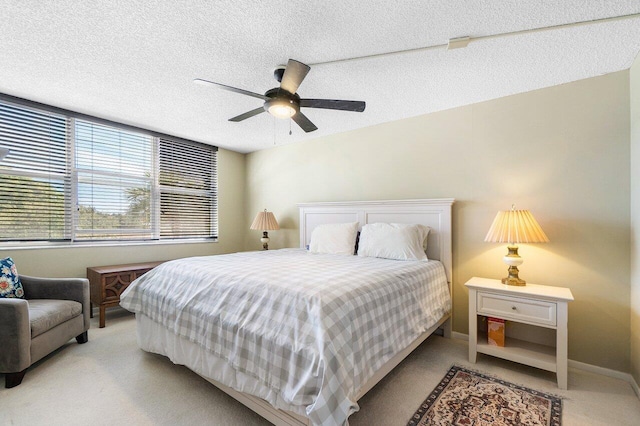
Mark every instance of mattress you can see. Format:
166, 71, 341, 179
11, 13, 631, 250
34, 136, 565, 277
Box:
120, 248, 450, 426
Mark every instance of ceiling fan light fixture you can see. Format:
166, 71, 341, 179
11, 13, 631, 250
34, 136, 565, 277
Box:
265, 98, 298, 119
268, 104, 296, 119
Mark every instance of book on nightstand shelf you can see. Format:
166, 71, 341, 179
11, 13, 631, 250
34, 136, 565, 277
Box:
487, 317, 505, 347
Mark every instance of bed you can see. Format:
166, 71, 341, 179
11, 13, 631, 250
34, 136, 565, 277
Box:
120, 198, 454, 426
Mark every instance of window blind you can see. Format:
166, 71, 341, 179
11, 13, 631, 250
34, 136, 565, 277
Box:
0, 102, 71, 241
0, 96, 218, 244
74, 119, 154, 241
159, 138, 217, 239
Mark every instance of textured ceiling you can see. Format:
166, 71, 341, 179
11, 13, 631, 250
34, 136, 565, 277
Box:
1, 1, 639, 153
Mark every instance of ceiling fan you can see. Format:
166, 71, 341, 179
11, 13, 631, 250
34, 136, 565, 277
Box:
193, 59, 366, 133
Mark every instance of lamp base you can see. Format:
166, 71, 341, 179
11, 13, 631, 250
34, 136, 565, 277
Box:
502, 274, 526, 286
502, 246, 526, 286
261, 231, 270, 250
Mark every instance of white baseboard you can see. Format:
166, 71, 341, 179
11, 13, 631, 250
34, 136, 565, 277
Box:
449, 332, 640, 399
567, 359, 631, 382
451, 331, 468, 341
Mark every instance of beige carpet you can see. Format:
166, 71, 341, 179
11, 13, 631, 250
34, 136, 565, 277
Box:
2, 308, 639, 426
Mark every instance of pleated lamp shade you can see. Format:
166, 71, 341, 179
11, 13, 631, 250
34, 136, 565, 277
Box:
484, 209, 549, 244
250, 209, 280, 231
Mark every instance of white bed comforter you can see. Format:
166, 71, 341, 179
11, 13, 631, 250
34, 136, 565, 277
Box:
120, 249, 450, 426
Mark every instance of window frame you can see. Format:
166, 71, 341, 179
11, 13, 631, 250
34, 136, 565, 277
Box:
0, 93, 218, 247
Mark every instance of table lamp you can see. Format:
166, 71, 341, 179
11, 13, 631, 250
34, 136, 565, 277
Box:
250, 209, 279, 250
484, 206, 549, 286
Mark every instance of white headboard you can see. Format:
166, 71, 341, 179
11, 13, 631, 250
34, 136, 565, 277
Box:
297, 199, 454, 283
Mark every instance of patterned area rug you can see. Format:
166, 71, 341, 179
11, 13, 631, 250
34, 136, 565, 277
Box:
407, 366, 562, 426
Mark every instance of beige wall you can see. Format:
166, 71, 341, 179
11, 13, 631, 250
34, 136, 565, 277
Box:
631, 54, 640, 385
246, 71, 631, 371
2, 148, 247, 277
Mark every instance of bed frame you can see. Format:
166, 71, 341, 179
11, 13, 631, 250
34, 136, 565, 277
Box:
201, 199, 454, 425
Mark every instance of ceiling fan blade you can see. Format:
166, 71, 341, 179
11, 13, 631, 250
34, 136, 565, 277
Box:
229, 107, 266, 122
300, 99, 366, 112
279, 59, 310, 94
292, 111, 318, 133
193, 78, 269, 100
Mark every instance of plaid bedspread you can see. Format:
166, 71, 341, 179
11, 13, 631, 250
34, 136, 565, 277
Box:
120, 249, 450, 426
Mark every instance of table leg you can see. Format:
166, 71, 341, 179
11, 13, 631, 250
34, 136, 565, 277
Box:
469, 289, 478, 363
556, 302, 569, 389
99, 306, 106, 328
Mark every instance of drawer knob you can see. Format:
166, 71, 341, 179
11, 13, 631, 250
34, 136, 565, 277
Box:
511, 306, 517, 310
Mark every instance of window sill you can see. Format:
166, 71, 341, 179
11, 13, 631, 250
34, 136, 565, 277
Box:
0, 238, 218, 251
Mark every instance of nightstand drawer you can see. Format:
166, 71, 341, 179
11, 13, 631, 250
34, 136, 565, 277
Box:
477, 292, 557, 326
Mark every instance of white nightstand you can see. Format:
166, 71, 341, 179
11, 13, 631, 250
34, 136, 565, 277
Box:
465, 277, 574, 389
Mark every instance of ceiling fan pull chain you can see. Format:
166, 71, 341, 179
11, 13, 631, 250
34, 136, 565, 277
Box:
289, 118, 292, 135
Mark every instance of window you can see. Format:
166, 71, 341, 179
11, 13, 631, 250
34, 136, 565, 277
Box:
74, 119, 154, 240
0, 97, 218, 244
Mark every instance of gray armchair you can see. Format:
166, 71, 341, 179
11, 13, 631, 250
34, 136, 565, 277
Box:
0, 275, 90, 388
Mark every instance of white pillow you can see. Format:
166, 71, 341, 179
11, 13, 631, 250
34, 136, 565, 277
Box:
412, 223, 431, 251
371, 222, 430, 251
357, 223, 429, 261
309, 222, 359, 255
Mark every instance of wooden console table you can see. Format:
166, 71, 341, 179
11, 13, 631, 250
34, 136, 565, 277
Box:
87, 261, 164, 328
